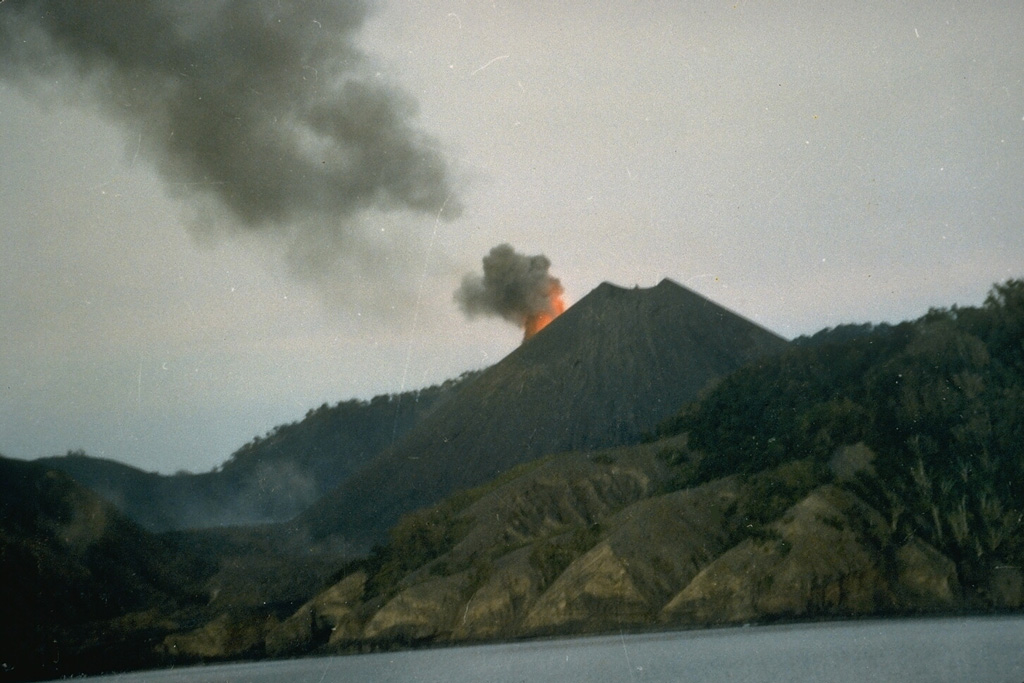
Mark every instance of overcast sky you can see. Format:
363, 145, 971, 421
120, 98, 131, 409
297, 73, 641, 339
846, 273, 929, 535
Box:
2, 1, 1022, 474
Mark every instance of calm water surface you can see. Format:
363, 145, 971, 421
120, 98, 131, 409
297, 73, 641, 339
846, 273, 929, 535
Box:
74, 616, 1024, 683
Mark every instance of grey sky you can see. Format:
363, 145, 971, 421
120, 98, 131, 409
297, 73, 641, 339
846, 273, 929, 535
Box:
1, 1, 1022, 473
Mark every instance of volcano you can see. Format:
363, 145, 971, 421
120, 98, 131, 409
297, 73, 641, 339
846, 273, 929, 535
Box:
299, 279, 789, 551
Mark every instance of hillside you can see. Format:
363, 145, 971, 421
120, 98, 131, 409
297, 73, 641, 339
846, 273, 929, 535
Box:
154, 280, 1023, 661
295, 279, 789, 551
658, 279, 1024, 589
257, 442, 974, 656
36, 373, 475, 530
0, 456, 212, 680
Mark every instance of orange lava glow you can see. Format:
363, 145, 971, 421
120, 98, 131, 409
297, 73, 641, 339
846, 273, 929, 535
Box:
523, 289, 566, 341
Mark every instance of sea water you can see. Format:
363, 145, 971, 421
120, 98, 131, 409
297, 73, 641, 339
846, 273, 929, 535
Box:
71, 616, 1024, 682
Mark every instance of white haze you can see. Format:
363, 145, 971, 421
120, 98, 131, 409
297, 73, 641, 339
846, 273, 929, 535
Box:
1, 0, 1022, 472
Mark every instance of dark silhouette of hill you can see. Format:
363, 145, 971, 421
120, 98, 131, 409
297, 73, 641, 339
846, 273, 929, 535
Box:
299, 279, 789, 551
0, 455, 212, 680
36, 374, 476, 531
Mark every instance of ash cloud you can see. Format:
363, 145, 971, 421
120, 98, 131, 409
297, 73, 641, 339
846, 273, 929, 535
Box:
0, 0, 461, 269
455, 243, 564, 329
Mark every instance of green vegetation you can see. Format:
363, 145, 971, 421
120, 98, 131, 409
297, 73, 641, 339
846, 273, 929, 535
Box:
529, 523, 604, 590
732, 460, 825, 537
342, 501, 472, 602
660, 279, 1024, 590
225, 371, 481, 473
335, 455, 554, 601
332, 451, 625, 607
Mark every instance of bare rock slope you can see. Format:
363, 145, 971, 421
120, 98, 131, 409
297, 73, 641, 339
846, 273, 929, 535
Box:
263, 441, 965, 656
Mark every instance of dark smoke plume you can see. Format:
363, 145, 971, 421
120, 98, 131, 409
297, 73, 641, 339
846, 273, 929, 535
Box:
0, 0, 460, 264
455, 244, 565, 339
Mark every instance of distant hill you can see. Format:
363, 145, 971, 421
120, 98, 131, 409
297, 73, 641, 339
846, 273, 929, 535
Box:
0, 455, 212, 680
36, 373, 476, 531
297, 279, 789, 551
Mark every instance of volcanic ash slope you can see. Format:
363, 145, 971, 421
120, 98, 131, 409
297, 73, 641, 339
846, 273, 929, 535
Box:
300, 279, 789, 551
